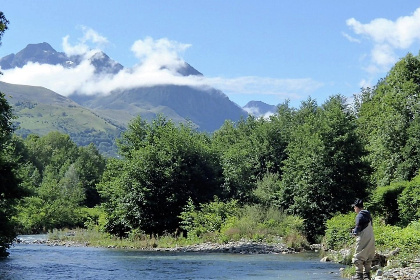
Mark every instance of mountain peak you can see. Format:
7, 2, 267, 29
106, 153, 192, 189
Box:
0, 42, 124, 74
243, 101, 277, 117
0, 42, 68, 69
88, 51, 123, 74
24, 42, 56, 52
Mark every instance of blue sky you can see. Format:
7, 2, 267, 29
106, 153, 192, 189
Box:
1, 1, 420, 108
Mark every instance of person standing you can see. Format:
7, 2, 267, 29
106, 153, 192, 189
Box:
351, 199, 375, 280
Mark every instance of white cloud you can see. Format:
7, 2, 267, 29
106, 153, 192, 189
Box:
359, 78, 373, 89
206, 76, 322, 100
243, 106, 276, 119
371, 44, 397, 68
2, 61, 96, 95
131, 37, 190, 61
63, 26, 108, 57
342, 32, 361, 43
0, 29, 324, 104
347, 8, 420, 49
130, 37, 192, 75
347, 7, 420, 73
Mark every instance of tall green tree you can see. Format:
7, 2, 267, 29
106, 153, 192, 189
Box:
356, 53, 420, 186
0, 12, 23, 257
279, 96, 369, 241
99, 116, 223, 236
212, 104, 293, 203
74, 143, 106, 207
0, 93, 22, 257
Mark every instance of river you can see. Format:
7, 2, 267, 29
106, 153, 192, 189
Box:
0, 236, 344, 279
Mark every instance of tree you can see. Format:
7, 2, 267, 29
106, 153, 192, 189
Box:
99, 116, 223, 236
0, 93, 21, 257
356, 53, 420, 186
16, 132, 104, 232
0, 12, 23, 257
211, 104, 293, 203
74, 143, 106, 207
279, 96, 369, 241
0, 12, 8, 45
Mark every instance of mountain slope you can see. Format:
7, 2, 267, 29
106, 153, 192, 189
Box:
0, 81, 123, 156
72, 85, 247, 132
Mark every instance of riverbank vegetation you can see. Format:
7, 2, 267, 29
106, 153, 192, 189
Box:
47, 203, 307, 251
0, 11, 419, 275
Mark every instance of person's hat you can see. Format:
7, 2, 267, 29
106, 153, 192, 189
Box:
352, 199, 363, 208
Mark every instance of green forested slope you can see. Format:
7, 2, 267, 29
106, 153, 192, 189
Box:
0, 81, 123, 156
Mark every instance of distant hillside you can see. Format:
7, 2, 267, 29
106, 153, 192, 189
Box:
0, 81, 123, 157
71, 85, 247, 132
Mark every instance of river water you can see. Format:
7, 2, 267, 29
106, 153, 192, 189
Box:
0, 236, 344, 280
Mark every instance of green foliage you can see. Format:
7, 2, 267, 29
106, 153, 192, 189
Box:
74, 144, 106, 207
398, 174, 420, 226
0, 12, 8, 41
368, 181, 406, 225
99, 116, 223, 236
179, 198, 240, 240
0, 16, 26, 256
367, 174, 420, 227
80, 207, 107, 231
212, 106, 292, 202
12, 131, 105, 233
220, 205, 307, 248
0, 89, 24, 256
324, 212, 355, 250
279, 96, 369, 241
374, 221, 420, 265
356, 53, 420, 186
252, 172, 281, 206
179, 199, 307, 249
16, 163, 85, 232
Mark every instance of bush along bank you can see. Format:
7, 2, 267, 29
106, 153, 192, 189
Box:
41, 203, 310, 254
322, 213, 420, 279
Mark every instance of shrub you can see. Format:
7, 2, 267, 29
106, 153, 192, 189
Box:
398, 175, 420, 226
324, 212, 355, 250
219, 205, 307, 249
179, 197, 240, 239
179, 199, 307, 249
374, 220, 420, 266
252, 172, 281, 206
80, 207, 107, 231
367, 181, 407, 225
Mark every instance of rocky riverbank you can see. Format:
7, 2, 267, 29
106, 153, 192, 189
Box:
375, 265, 420, 279
153, 240, 294, 254
16, 237, 88, 247
16, 235, 296, 254
323, 248, 420, 280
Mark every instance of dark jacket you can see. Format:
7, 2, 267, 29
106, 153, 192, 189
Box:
352, 210, 372, 235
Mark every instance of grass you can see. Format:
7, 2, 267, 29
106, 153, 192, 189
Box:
48, 228, 202, 250
48, 224, 307, 252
